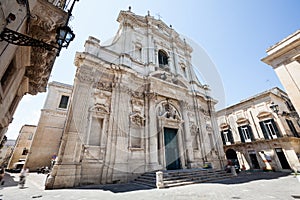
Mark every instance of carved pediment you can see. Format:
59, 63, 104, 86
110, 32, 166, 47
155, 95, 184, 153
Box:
257, 111, 273, 119
89, 104, 109, 114
236, 117, 249, 125
220, 123, 230, 130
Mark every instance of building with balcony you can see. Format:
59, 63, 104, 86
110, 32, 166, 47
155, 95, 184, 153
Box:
0, 0, 77, 142
0, 139, 15, 167
217, 87, 300, 172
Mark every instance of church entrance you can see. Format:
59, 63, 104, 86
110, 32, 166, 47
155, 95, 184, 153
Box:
164, 128, 181, 170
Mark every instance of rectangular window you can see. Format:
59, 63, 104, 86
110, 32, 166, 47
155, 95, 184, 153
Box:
22, 148, 28, 155
265, 121, 277, 139
58, 95, 69, 109
286, 119, 299, 138
238, 125, 254, 143
1, 59, 16, 93
260, 119, 280, 140
9, 95, 20, 114
28, 133, 33, 140
241, 127, 251, 142
221, 129, 234, 145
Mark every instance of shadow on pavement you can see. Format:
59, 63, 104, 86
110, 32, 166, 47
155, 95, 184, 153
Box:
76, 183, 153, 193
74, 171, 291, 193
208, 171, 291, 184
1, 173, 18, 187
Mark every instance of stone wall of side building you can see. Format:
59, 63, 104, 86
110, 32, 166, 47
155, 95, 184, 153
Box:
262, 30, 300, 116
217, 87, 300, 172
7, 125, 36, 170
24, 81, 72, 171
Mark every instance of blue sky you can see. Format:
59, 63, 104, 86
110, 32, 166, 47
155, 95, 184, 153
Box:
6, 0, 300, 139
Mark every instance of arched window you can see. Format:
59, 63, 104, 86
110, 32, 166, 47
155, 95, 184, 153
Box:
158, 50, 168, 67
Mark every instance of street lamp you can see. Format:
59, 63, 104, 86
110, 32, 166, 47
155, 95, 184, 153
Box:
270, 102, 279, 114
270, 102, 290, 116
56, 26, 75, 48
0, 0, 78, 55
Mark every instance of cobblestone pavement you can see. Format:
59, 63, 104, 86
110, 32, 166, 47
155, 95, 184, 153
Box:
0, 171, 299, 200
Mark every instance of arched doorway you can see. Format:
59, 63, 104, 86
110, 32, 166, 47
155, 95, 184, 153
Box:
226, 149, 240, 170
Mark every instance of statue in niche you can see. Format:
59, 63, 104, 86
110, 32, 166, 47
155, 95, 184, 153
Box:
190, 123, 198, 136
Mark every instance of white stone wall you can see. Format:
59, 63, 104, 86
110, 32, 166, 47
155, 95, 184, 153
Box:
46, 10, 224, 189
25, 82, 72, 171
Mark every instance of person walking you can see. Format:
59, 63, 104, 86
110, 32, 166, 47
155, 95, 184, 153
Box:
19, 167, 29, 189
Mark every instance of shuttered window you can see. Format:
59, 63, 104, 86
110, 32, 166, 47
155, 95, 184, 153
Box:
221, 129, 234, 145
238, 125, 255, 143
259, 119, 281, 140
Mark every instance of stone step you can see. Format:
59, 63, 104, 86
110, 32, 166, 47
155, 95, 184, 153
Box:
132, 168, 235, 189
163, 173, 232, 184
163, 175, 233, 188
131, 180, 156, 188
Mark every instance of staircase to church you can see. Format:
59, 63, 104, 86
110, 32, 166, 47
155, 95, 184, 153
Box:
132, 168, 235, 188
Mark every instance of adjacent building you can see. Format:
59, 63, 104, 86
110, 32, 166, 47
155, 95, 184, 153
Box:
25, 81, 72, 171
0, 139, 15, 167
45, 9, 225, 189
262, 30, 300, 116
217, 87, 300, 172
7, 125, 36, 170
0, 0, 77, 143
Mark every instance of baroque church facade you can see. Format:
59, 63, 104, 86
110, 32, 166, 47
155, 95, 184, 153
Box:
46, 9, 225, 189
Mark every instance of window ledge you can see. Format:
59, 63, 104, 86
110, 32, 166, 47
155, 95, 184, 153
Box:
128, 147, 144, 151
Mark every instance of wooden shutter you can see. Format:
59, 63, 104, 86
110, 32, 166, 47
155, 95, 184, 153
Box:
259, 121, 269, 139
228, 129, 234, 144
238, 127, 245, 143
270, 119, 281, 137
247, 125, 255, 141
220, 131, 226, 145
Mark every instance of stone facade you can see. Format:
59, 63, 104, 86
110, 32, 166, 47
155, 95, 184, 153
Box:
25, 81, 72, 171
7, 125, 36, 170
262, 30, 300, 116
217, 88, 300, 172
0, 0, 75, 142
46, 10, 225, 189
0, 139, 15, 167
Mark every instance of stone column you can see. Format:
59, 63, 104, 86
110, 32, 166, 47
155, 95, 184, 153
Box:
180, 101, 194, 167
148, 93, 159, 170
